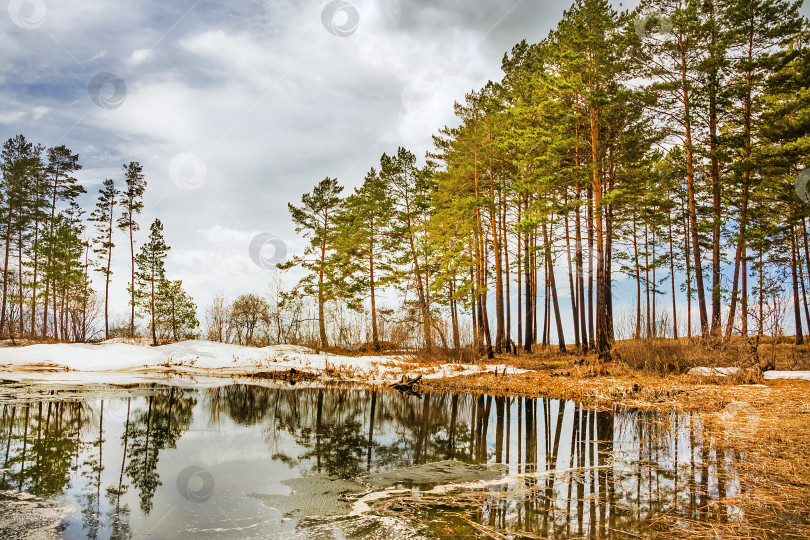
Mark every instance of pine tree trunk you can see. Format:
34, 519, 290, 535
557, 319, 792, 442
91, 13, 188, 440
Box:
129, 222, 135, 338
30, 206, 40, 338
105, 206, 114, 340
487, 150, 505, 353
633, 217, 641, 338
565, 200, 580, 349
517, 205, 523, 352
450, 281, 460, 352
725, 192, 749, 338
502, 183, 511, 352
708, 3, 722, 338
652, 229, 657, 337
523, 210, 532, 353
669, 221, 678, 339
645, 223, 651, 338
791, 221, 804, 345
684, 208, 692, 338
681, 47, 709, 338
369, 251, 379, 351
543, 222, 566, 352
741, 244, 748, 336
150, 266, 157, 346
1, 202, 14, 336
576, 194, 588, 350
758, 250, 764, 338
43, 175, 60, 339
18, 226, 24, 336
587, 184, 595, 350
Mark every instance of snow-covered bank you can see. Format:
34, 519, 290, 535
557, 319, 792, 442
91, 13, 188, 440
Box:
687, 366, 810, 381
0, 340, 529, 385
763, 370, 810, 381
687, 366, 742, 377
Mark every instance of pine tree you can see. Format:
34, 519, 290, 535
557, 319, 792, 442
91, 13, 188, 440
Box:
134, 219, 169, 346
90, 179, 118, 340
0, 135, 45, 337
333, 167, 396, 350
42, 145, 83, 338
155, 279, 198, 343
118, 162, 146, 338
280, 177, 344, 347
383, 148, 437, 352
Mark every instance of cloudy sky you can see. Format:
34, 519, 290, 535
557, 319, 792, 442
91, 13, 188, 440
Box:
6, 0, 807, 332
0, 0, 586, 319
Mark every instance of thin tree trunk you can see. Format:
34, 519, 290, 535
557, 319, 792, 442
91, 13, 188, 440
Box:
681, 45, 709, 337
565, 198, 580, 349
543, 222, 566, 352
634, 217, 641, 338
669, 220, 678, 339
791, 221, 804, 344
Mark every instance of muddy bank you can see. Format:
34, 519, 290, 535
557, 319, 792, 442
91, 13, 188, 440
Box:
0, 490, 71, 540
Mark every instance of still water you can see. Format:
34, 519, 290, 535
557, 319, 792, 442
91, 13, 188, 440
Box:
0, 382, 743, 538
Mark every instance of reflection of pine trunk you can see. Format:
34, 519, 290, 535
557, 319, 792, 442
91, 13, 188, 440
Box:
566, 403, 580, 535
516, 397, 522, 473
689, 412, 697, 515
97, 401, 104, 529
699, 425, 710, 514
19, 406, 30, 490
366, 391, 376, 471
315, 390, 323, 472
505, 397, 511, 465
495, 397, 504, 462
448, 394, 458, 459
3, 407, 15, 474
596, 408, 615, 535
415, 394, 431, 464
588, 410, 597, 533
35, 403, 42, 492
525, 398, 535, 473
716, 443, 726, 523
543, 400, 565, 537
118, 398, 131, 510
479, 396, 491, 463
577, 409, 587, 536
144, 397, 153, 473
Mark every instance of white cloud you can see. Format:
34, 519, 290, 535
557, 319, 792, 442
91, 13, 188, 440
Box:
127, 48, 152, 67
1, 0, 614, 323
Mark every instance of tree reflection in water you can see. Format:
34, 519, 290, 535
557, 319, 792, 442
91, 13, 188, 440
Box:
0, 384, 742, 538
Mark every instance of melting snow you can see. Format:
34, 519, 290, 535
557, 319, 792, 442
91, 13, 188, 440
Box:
0, 339, 530, 384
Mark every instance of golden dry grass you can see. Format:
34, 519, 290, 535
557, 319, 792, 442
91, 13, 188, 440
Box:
419, 364, 810, 539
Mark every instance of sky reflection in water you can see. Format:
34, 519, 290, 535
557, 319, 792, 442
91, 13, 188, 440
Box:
0, 383, 742, 538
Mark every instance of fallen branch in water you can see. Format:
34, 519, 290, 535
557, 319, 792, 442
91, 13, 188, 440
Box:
389, 374, 422, 394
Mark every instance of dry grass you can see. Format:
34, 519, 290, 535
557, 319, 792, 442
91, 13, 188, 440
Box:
418, 358, 810, 539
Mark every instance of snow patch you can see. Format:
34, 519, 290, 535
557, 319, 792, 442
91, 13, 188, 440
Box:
0, 340, 531, 384
686, 367, 741, 377
763, 371, 810, 381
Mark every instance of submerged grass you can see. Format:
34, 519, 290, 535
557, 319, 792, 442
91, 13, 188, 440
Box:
412, 345, 810, 539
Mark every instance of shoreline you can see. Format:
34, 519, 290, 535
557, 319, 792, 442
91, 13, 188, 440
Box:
1, 345, 809, 538
0, 338, 808, 411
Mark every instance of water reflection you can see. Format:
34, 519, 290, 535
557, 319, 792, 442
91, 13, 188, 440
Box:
0, 384, 741, 538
